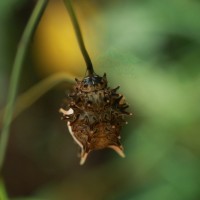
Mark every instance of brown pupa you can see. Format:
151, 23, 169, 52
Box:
59, 73, 131, 165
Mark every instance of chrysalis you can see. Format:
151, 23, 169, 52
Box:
59, 73, 131, 165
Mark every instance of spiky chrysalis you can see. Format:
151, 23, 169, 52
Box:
59, 73, 132, 165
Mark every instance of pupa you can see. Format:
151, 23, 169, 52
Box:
59, 72, 132, 165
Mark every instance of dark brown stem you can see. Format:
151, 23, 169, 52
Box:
63, 0, 94, 75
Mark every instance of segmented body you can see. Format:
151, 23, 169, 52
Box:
59, 73, 131, 164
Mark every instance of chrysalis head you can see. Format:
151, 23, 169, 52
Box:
76, 73, 107, 92
59, 73, 131, 165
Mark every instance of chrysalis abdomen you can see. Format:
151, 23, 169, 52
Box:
59, 73, 131, 164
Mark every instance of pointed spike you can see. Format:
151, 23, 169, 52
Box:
121, 111, 132, 115
103, 73, 106, 78
109, 145, 125, 158
59, 108, 67, 115
112, 86, 120, 93
121, 105, 129, 110
116, 95, 123, 103
80, 152, 89, 165
75, 78, 80, 82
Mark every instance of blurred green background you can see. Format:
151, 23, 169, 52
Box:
0, 0, 200, 199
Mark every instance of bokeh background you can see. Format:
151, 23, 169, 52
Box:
0, 0, 200, 199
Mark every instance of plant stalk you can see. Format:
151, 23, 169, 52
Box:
0, 0, 49, 172
63, 0, 94, 75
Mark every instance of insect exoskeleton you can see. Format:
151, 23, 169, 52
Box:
59, 73, 132, 165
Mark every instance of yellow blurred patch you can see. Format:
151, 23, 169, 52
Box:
32, 0, 100, 78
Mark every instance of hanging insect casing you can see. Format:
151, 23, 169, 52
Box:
59, 73, 132, 165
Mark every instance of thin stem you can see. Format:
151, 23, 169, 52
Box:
0, 0, 49, 172
63, 0, 94, 75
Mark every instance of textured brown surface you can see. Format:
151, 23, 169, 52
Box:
60, 73, 131, 164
